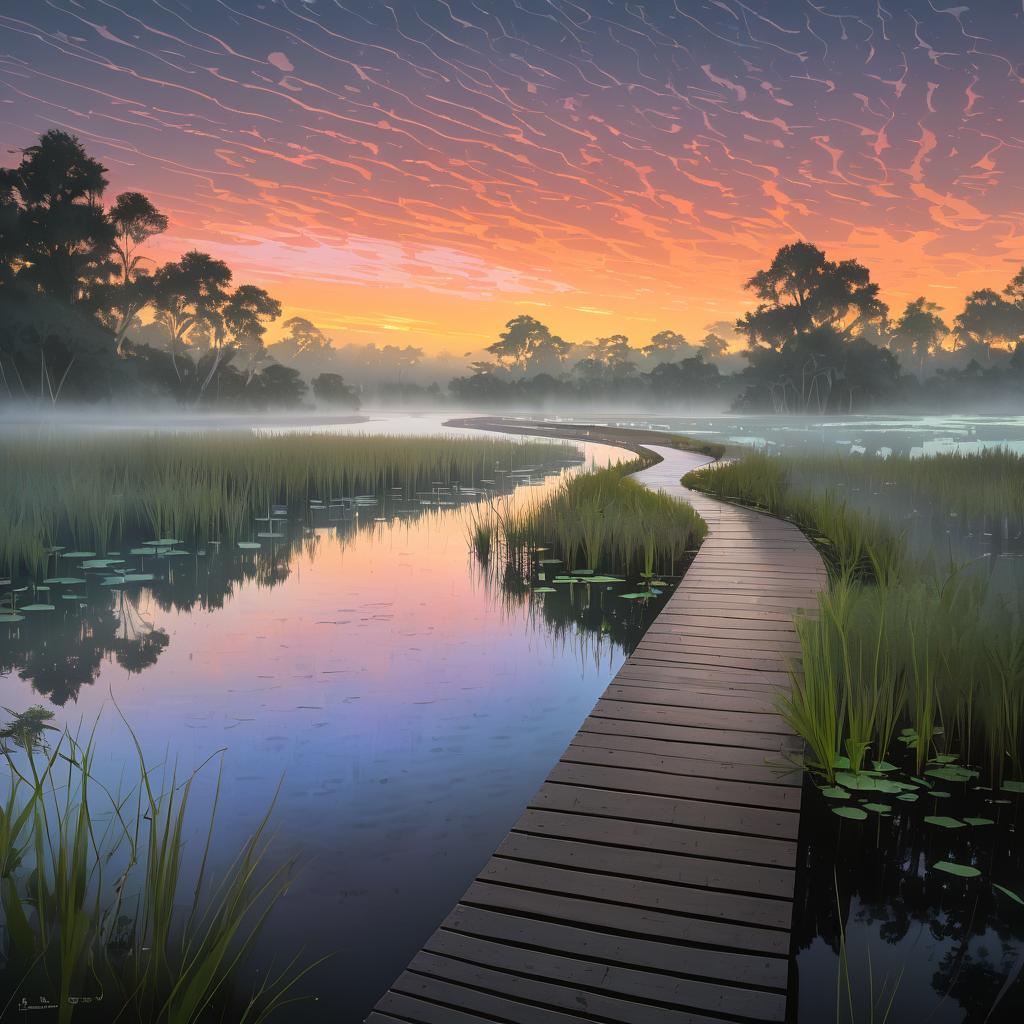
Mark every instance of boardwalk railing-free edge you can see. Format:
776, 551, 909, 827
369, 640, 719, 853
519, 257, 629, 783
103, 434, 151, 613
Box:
368, 438, 827, 1024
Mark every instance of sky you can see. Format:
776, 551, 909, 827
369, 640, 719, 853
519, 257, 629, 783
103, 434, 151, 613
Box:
2, 0, 1024, 355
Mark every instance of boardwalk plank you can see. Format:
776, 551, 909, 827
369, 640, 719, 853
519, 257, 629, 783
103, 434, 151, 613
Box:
368, 436, 823, 1024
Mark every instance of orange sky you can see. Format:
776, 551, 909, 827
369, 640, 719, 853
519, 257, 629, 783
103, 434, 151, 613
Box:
3, 1, 1023, 354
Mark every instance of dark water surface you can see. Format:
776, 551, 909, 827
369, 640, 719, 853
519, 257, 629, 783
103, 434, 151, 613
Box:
0, 425, 672, 1021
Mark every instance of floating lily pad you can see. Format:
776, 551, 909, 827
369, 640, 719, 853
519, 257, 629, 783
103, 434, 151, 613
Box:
62, 551, 96, 559
572, 569, 594, 576
872, 760, 899, 773
587, 576, 626, 584
20, 604, 55, 611
964, 817, 994, 827
933, 861, 980, 878
101, 574, 154, 586
835, 772, 878, 791
1001, 780, 1024, 794
43, 577, 86, 585
0, 613, 25, 623
533, 587, 556, 593
994, 883, 1024, 906
930, 754, 959, 765
539, 558, 562, 564
61, 594, 85, 601
864, 803, 892, 814
256, 532, 284, 539
130, 547, 158, 556
832, 806, 867, 821
81, 559, 124, 569
897, 793, 919, 802
821, 787, 850, 800
930, 790, 952, 798
926, 766, 978, 783
832, 755, 851, 770
159, 550, 190, 557
238, 542, 261, 550
924, 816, 966, 829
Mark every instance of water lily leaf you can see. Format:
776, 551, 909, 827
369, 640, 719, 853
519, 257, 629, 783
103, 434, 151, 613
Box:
834, 772, 878, 791
864, 803, 892, 814
930, 790, 952, 798
43, 577, 86, 586
821, 787, 850, 800
0, 613, 25, 623
130, 547, 158, 556
539, 558, 562, 564
872, 760, 899, 773
256, 532, 284, 539
933, 861, 980, 878
832, 755, 851, 770
993, 883, 1024, 906
873, 779, 904, 794
62, 551, 96, 559
924, 816, 966, 829
101, 574, 154, 586
650, 581, 669, 587
237, 542, 261, 550
897, 793, 919, 802
61, 594, 85, 600
20, 604, 55, 611
619, 592, 656, 600
832, 806, 867, 820
159, 550, 190, 557
926, 766, 978, 783
587, 576, 626, 584
572, 569, 594, 575
1001, 780, 1024, 794
533, 587, 556, 593
930, 754, 959, 765
964, 817, 994, 827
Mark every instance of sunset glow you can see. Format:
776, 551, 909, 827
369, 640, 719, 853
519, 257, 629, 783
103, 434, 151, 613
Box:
3, 1, 1023, 351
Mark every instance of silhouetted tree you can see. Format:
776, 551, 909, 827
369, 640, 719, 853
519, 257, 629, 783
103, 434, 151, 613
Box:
311, 371, 360, 409
892, 298, 948, 373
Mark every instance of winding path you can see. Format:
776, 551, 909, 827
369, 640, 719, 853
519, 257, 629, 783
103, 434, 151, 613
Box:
368, 442, 827, 1024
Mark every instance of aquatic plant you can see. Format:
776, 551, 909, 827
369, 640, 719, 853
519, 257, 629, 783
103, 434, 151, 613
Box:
0, 431, 574, 575
476, 459, 706, 578
686, 452, 1024, 783
0, 717, 324, 1023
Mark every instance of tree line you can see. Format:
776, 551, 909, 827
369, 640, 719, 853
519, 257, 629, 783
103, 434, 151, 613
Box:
2, 130, 1023, 413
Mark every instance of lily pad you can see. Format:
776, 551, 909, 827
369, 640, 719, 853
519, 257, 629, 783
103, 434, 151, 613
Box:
864, 803, 892, 814
130, 547, 158, 556
832, 806, 867, 821
571, 569, 594, 576
930, 754, 960, 765
159, 550, 190, 557
1001, 780, 1024, 794
533, 587, 556, 593
43, 577, 86, 585
821, 787, 850, 800
101, 574, 154, 586
897, 793, 919, 802
933, 861, 980, 878
619, 591, 657, 599
256, 532, 284, 539
237, 542, 262, 550
924, 816, 966, 829
964, 817, 994, 827
0, 613, 25, 623
62, 551, 96, 559
835, 772, 878, 791
926, 766, 978, 783
930, 790, 952, 798
832, 755, 851, 770
20, 604, 55, 611
872, 760, 899, 773
587, 576, 626, 584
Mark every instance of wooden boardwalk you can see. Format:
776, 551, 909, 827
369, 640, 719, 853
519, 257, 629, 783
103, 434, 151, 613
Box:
368, 443, 827, 1024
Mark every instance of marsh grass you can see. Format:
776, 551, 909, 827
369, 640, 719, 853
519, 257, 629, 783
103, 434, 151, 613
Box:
473, 459, 706, 578
0, 716, 324, 1022
0, 432, 573, 576
686, 452, 1024, 783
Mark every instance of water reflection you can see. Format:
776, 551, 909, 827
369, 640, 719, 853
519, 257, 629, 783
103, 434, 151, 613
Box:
0, 440, 671, 1022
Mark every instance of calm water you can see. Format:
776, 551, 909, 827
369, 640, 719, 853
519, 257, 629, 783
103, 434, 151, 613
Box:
0, 425, 670, 1021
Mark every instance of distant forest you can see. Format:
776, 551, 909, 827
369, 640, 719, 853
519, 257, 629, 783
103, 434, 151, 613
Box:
2, 129, 1023, 413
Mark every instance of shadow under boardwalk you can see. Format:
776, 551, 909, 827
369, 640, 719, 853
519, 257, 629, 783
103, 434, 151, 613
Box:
368, 444, 827, 1024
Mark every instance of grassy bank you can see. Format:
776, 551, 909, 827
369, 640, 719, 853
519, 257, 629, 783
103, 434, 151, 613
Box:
474, 458, 707, 578
0, 713, 319, 1022
684, 451, 1024, 784
0, 432, 574, 576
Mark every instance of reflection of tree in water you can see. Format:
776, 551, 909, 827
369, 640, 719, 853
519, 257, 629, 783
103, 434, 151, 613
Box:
792, 778, 1024, 1022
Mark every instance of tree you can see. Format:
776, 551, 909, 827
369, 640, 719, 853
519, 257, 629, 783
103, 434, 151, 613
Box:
0, 130, 115, 305
646, 354, 722, 406
643, 330, 694, 362
276, 316, 332, 357
252, 364, 307, 408
151, 251, 232, 382
699, 332, 729, 360
105, 192, 167, 355
953, 286, 1024, 363
891, 298, 948, 372
486, 315, 570, 372
737, 241, 887, 351
218, 284, 281, 390
311, 372, 360, 409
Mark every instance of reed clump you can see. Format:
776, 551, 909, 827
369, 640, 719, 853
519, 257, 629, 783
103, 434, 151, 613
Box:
0, 431, 573, 575
684, 452, 1024, 783
476, 460, 706, 577
0, 718, 322, 1022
